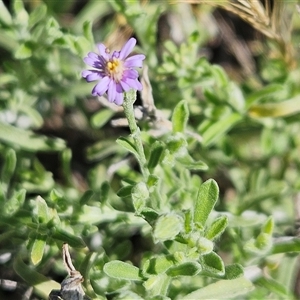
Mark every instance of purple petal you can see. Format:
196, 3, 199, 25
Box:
119, 38, 136, 60
82, 70, 91, 78
124, 54, 145, 68
114, 93, 124, 105
115, 82, 124, 93
119, 79, 131, 92
91, 76, 110, 96
125, 78, 143, 91
82, 70, 102, 82
97, 43, 110, 60
107, 80, 117, 103
84, 56, 98, 67
88, 52, 99, 60
123, 69, 138, 79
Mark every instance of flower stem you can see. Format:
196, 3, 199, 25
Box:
123, 90, 149, 179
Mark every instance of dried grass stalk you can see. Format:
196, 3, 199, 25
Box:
179, 0, 296, 69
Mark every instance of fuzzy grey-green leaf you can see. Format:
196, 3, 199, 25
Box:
104, 260, 143, 281
194, 179, 219, 227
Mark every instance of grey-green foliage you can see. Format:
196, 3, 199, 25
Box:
1, 1, 300, 300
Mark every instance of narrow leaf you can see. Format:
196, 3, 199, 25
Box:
200, 113, 242, 146
91, 109, 115, 128
172, 100, 189, 133
51, 228, 86, 248
1, 148, 16, 186
35, 196, 50, 223
3, 189, 26, 217
143, 255, 177, 275
248, 95, 300, 118
148, 141, 164, 170
14, 254, 60, 298
0, 122, 65, 152
194, 179, 219, 227
28, 4, 47, 28
0, 1, 12, 26
132, 182, 149, 213
205, 216, 228, 241
104, 260, 143, 281
116, 137, 139, 157
182, 277, 254, 300
31, 235, 47, 265
166, 262, 201, 277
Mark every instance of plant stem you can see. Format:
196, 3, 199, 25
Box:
123, 90, 149, 179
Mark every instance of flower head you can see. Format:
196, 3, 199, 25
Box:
82, 38, 145, 105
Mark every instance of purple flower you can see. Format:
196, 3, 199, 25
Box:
82, 38, 145, 105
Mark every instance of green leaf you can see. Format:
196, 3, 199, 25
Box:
194, 179, 219, 227
245, 84, 282, 108
262, 216, 274, 235
28, 4, 47, 28
117, 185, 133, 198
245, 216, 274, 254
143, 255, 177, 275
0, 122, 65, 152
196, 236, 214, 255
147, 175, 159, 188
205, 216, 228, 241
183, 210, 193, 234
257, 277, 292, 298
166, 262, 201, 277
248, 94, 300, 118
35, 196, 50, 223
226, 82, 245, 112
172, 100, 189, 133
154, 214, 183, 242
0, 1, 12, 26
143, 274, 170, 297
202, 252, 225, 276
13, 0, 29, 26
224, 264, 244, 279
1, 148, 16, 187
2, 189, 26, 217
182, 277, 253, 300
100, 181, 110, 203
148, 141, 164, 170
177, 154, 208, 170
51, 228, 86, 248
83, 21, 94, 44
200, 113, 242, 147
79, 190, 94, 206
14, 254, 60, 299
104, 260, 143, 281
272, 238, 300, 254
116, 137, 139, 157
15, 43, 32, 59
132, 182, 149, 213
91, 109, 115, 128
166, 133, 187, 157
31, 234, 47, 265
140, 207, 159, 223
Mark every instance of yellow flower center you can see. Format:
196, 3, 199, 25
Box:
106, 58, 124, 82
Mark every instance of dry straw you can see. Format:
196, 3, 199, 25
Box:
178, 0, 296, 69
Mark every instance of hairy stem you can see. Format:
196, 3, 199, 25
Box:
123, 90, 149, 179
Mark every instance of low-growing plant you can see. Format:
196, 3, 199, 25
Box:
1, 1, 300, 299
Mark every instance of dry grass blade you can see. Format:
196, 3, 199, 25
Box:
181, 0, 296, 68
